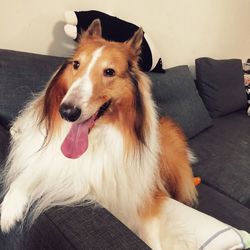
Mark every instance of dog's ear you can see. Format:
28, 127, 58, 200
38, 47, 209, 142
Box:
82, 19, 102, 40
40, 63, 68, 144
126, 28, 144, 57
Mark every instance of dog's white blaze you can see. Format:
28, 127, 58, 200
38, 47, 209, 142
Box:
62, 46, 105, 107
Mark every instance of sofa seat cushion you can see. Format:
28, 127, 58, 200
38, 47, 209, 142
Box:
0, 49, 65, 128
197, 183, 250, 232
190, 110, 250, 206
149, 66, 213, 139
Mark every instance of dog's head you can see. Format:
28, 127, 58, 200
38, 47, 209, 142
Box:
41, 19, 148, 158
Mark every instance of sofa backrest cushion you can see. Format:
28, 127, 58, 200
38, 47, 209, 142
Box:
0, 49, 65, 128
149, 66, 213, 139
0, 124, 9, 166
195, 57, 247, 118
0, 50, 212, 139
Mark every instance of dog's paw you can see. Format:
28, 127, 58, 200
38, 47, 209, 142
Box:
1, 190, 28, 233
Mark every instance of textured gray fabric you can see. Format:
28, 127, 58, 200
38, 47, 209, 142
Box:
44, 205, 151, 250
0, 125, 9, 167
0, 205, 151, 250
148, 66, 213, 139
190, 110, 250, 205
197, 183, 250, 232
0, 49, 65, 127
0, 215, 76, 250
196, 57, 247, 118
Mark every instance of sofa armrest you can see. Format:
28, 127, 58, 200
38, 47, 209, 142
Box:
0, 205, 150, 250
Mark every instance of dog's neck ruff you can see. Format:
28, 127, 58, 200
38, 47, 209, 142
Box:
4, 72, 159, 232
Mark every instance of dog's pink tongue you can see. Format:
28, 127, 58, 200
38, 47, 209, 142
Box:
61, 117, 95, 159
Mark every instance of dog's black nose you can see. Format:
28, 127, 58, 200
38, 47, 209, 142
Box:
59, 103, 81, 122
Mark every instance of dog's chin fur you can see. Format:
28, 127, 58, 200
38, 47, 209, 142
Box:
0, 20, 197, 250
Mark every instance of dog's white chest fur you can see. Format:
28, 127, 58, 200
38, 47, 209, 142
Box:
8, 118, 156, 231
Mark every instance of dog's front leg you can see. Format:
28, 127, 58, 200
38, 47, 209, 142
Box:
138, 217, 163, 250
0, 169, 37, 233
1, 187, 28, 233
138, 199, 198, 250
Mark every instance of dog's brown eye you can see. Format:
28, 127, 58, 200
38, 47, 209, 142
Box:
104, 68, 115, 77
73, 60, 80, 70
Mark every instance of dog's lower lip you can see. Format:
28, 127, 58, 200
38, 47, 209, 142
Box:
95, 100, 111, 121
82, 115, 95, 124
76, 100, 111, 125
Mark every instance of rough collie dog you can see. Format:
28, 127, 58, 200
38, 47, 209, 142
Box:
0, 19, 197, 249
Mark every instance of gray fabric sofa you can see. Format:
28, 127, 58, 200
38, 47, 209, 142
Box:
0, 49, 249, 249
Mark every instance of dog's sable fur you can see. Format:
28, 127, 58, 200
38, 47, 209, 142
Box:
0, 19, 197, 249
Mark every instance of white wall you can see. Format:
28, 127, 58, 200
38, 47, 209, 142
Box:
0, 0, 249, 69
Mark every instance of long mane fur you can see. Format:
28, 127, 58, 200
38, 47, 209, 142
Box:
1, 43, 160, 231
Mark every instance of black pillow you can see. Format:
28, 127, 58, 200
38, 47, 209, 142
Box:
195, 57, 247, 118
149, 66, 213, 139
64, 10, 165, 73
